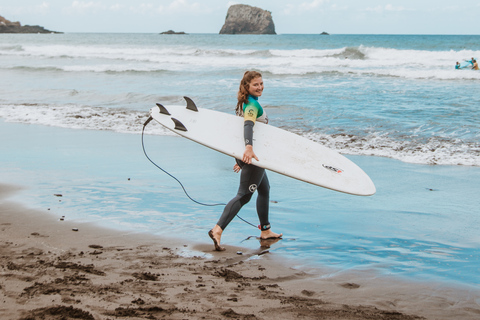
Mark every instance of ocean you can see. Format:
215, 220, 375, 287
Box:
1, 33, 479, 290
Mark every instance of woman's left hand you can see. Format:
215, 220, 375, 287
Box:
233, 163, 241, 173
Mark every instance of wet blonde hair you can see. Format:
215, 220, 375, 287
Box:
236, 70, 262, 116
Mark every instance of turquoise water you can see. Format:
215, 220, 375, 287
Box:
1, 33, 479, 289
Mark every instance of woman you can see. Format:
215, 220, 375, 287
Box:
208, 71, 283, 251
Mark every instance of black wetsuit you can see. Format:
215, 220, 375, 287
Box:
216, 95, 271, 231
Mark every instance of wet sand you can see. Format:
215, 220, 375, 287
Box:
1, 183, 479, 320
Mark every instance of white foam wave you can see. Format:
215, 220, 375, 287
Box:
61, 64, 166, 73
2, 43, 479, 80
0, 104, 478, 167
0, 104, 170, 136
303, 132, 480, 166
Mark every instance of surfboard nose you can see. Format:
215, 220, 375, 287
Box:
361, 180, 376, 196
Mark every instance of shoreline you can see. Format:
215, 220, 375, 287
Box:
2, 183, 480, 319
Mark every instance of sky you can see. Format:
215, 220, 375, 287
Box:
1, 0, 479, 34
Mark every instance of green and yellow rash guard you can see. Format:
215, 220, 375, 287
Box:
243, 95, 268, 146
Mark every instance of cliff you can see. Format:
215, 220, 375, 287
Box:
0, 15, 61, 34
219, 4, 276, 35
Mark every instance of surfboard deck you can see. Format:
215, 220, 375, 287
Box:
149, 97, 376, 196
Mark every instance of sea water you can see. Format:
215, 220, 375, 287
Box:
0, 33, 479, 289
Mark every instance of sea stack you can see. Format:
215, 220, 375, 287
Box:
219, 4, 276, 35
0, 15, 61, 33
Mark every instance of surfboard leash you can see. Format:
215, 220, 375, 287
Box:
142, 117, 259, 229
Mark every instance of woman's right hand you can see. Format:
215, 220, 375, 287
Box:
242, 145, 259, 164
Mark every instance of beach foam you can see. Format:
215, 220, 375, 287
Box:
1, 103, 478, 166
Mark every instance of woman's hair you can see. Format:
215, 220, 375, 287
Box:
236, 70, 262, 116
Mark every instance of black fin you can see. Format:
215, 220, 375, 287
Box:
156, 103, 171, 115
184, 96, 198, 112
171, 118, 187, 131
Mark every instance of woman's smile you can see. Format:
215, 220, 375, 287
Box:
248, 77, 264, 97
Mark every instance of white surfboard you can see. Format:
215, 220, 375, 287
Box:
149, 97, 375, 196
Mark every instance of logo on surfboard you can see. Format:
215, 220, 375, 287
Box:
322, 164, 343, 174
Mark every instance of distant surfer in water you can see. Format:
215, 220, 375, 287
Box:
208, 71, 283, 251
473, 59, 479, 70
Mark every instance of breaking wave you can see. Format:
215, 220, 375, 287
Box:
1, 43, 479, 80
1, 104, 478, 167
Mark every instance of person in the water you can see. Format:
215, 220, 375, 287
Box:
472, 59, 479, 70
208, 71, 283, 251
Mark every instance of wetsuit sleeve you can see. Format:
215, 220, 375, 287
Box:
244, 104, 258, 123
243, 103, 258, 146
244, 120, 254, 146
243, 98, 262, 146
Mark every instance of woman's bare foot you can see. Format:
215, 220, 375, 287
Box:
260, 230, 283, 240
208, 225, 225, 251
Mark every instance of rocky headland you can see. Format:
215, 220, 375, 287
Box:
0, 15, 61, 33
220, 4, 276, 35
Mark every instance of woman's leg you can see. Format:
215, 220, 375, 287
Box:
209, 164, 281, 250
216, 164, 265, 230
209, 164, 266, 251
256, 173, 283, 240
256, 172, 270, 230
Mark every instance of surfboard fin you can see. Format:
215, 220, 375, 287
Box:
156, 103, 171, 115
184, 96, 198, 112
171, 118, 187, 131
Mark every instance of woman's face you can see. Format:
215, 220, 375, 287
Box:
247, 76, 264, 97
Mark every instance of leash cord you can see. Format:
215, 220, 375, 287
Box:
142, 117, 258, 229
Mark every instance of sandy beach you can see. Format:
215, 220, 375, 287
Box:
2, 183, 480, 320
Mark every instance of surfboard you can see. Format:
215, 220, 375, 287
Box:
149, 97, 376, 196
456, 58, 477, 69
